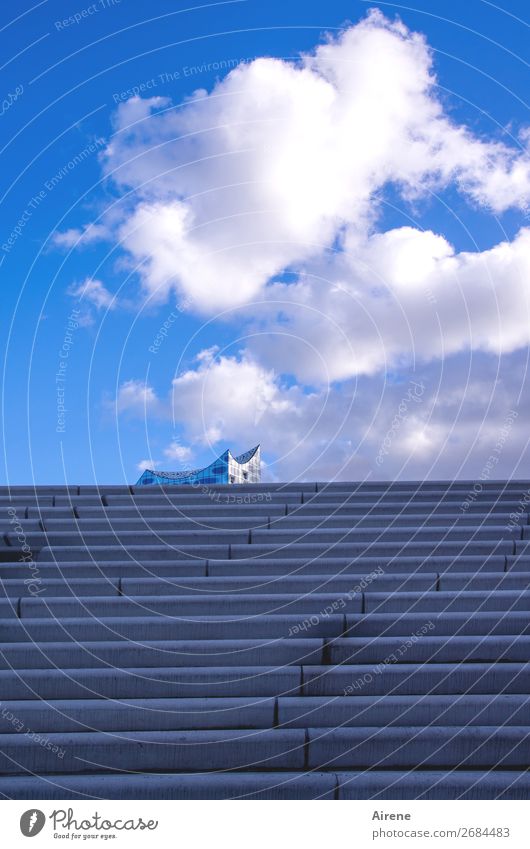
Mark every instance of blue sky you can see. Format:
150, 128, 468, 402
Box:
2, 0, 530, 484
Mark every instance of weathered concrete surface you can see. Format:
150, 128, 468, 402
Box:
1, 481, 529, 799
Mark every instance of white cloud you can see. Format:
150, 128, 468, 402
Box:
96, 11, 530, 481
53, 223, 108, 249
137, 458, 160, 471
68, 277, 116, 310
120, 349, 530, 482
99, 9, 530, 316
170, 350, 299, 446
247, 225, 530, 382
163, 441, 193, 463
114, 379, 162, 416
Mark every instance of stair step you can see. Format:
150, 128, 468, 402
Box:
0, 666, 302, 699
0, 615, 344, 642
307, 726, 530, 769
2, 770, 528, 800
344, 612, 530, 636
230, 542, 513, 559
0, 560, 208, 579
208, 556, 507, 575
0, 729, 307, 774
0, 694, 525, 735
119, 574, 437, 595
279, 694, 530, 727
303, 662, 530, 695
0, 579, 119, 597
0, 697, 277, 733
0, 638, 324, 669
364, 590, 530, 612
0, 771, 337, 800
329, 635, 530, 664
19, 593, 362, 618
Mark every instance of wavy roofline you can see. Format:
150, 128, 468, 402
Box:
230, 444, 260, 465
137, 445, 260, 482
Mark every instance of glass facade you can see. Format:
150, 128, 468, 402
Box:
136, 445, 261, 486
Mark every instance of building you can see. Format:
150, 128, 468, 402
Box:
135, 444, 261, 486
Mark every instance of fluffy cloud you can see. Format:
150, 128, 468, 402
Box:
95, 10, 530, 479
137, 458, 160, 472
248, 225, 530, 382
170, 349, 300, 446
114, 379, 162, 416
115, 347, 530, 481
68, 277, 116, 310
54, 223, 109, 249
163, 441, 193, 463
100, 9, 530, 316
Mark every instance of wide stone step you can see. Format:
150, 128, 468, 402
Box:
279, 695, 530, 727
303, 663, 530, 695
10, 527, 519, 551
314, 481, 530, 492
0, 726, 527, 774
0, 487, 80, 496
129, 482, 314, 494
5, 572, 527, 598
0, 638, 324, 669
0, 579, 119, 597
37, 545, 229, 562
0, 694, 526, 735
11, 590, 530, 618
77, 505, 287, 519
273, 514, 524, 527
37, 513, 524, 531
42, 517, 272, 531
0, 771, 337, 800
230, 542, 513, 559
53, 497, 107, 507
0, 615, 344, 642
33, 542, 514, 564
251, 527, 519, 543
106, 493, 303, 506
288, 501, 529, 515
209, 555, 507, 575
19, 592, 362, 618
0, 560, 209, 579
0, 555, 508, 579
336, 770, 530, 800
126, 571, 530, 592
119, 574, 437, 595
0, 697, 277, 733
329, 636, 530, 664
0, 729, 307, 774
303, 490, 528, 503
440, 573, 530, 590
307, 726, 530, 769
10, 530, 251, 547
344, 612, 530, 636
364, 591, 530, 612
1, 770, 528, 800
0, 666, 302, 699
0, 573, 435, 597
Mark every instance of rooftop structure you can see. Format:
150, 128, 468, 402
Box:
136, 444, 261, 487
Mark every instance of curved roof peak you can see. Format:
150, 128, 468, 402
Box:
231, 444, 260, 465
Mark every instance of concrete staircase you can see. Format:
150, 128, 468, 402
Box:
0, 480, 529, 799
